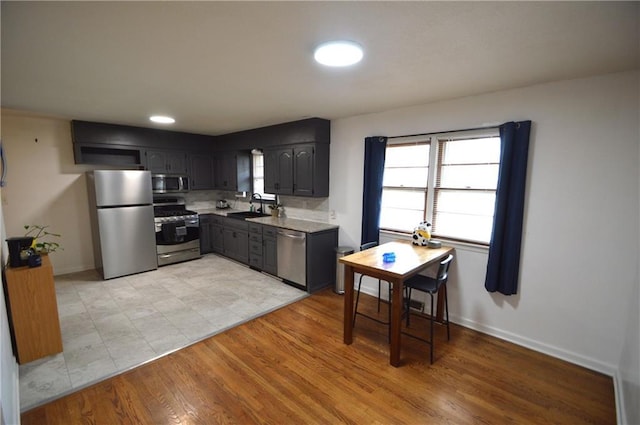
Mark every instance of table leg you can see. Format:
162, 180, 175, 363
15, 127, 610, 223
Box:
390, 277, 403, 367
343, 264, 354, 344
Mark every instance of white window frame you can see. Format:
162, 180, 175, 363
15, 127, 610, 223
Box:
380, 127, 500, 245
251, 150, 276, 201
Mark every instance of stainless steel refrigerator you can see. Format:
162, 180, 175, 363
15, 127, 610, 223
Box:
87, 170, 158, 279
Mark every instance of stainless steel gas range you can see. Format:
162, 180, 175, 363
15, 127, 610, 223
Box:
153, 197, 201, 266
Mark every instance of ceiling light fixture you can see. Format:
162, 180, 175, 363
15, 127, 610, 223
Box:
149, 115, 175, 124
314, 41, 363, 67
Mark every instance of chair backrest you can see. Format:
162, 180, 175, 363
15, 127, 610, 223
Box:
436, 254, 454, 283
360, 241, 378, 251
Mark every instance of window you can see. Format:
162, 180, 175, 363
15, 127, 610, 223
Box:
251, 150, 276, 201
380, 142, 430, 232
380, 129, 500, 244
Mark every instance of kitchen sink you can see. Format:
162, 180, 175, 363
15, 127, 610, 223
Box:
226, 211, 270, 220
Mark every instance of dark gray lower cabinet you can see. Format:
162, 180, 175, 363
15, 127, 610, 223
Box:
222, 219, 249, 265
262, 226, 278, 276
248, 223, 263, 270
199, 215, 212, 254
305, 229, 338, 293
200, 215, 336, 293
248, 224, 278, 276
199, 215, 239, 258
211, 223, 224, 254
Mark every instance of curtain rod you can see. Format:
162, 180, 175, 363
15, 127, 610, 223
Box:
388, 123, 500, 140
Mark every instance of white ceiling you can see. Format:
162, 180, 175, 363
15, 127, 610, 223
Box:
2, 1, 638, 136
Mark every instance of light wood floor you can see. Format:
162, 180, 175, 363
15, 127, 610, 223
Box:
22, 289, 615, 424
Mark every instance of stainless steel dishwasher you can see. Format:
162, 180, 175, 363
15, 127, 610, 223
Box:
277, 229, 306, 288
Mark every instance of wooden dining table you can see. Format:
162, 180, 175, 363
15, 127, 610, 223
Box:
340, 240, 454, 367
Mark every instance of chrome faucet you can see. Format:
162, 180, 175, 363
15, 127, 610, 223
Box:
251, 193, 263, 213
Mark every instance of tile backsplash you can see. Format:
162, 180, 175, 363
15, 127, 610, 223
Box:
185, 190, 331, 222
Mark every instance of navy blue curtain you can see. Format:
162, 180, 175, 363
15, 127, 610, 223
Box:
485, 121, 531, 295
360, 136, 387, 245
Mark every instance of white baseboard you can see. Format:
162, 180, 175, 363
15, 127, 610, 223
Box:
452, 316, 624, 422
359, 278, 623, 420
613, 369, 625, 425
451, 314, 617, 376
53, 264, 94, 276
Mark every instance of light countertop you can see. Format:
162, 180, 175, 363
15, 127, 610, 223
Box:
246, 216, 338, 233
197, 209, 338, 233
197, 208, 243, 216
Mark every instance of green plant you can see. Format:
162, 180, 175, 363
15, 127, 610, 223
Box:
23, 224, 62, 253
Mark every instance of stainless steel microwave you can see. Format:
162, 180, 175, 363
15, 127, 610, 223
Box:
151, 174, 190, 193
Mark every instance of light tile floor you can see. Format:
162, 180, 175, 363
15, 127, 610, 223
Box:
19, 254, 307, 411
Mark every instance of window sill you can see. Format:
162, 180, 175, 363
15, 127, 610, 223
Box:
379, 230, 489, 254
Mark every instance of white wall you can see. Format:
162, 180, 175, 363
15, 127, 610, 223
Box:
1, 110, 96, 275
1, 71, 638, 421
617, 94, 640, 423
0, 199, 20, 425
329, 71, 639, 380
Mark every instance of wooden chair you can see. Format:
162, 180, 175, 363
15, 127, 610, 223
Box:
403, 254, 454, 363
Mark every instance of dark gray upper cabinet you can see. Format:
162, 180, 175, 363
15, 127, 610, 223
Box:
71, 119, 330, 197
71, 120, 215, 149
264, 147, 293, 194
145, 150, 188, 174
264, 143, 328, 197
73, 143, 144, 167
293, 144, 316, 197
216, 118, 330, 150
190, 153, 214, 190
214, 151, 251, 192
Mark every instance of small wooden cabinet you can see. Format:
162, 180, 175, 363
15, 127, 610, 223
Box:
3, 255, 63, 364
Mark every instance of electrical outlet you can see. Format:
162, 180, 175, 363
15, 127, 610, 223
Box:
330, 210, 336, 219
404, 298, 424, 312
